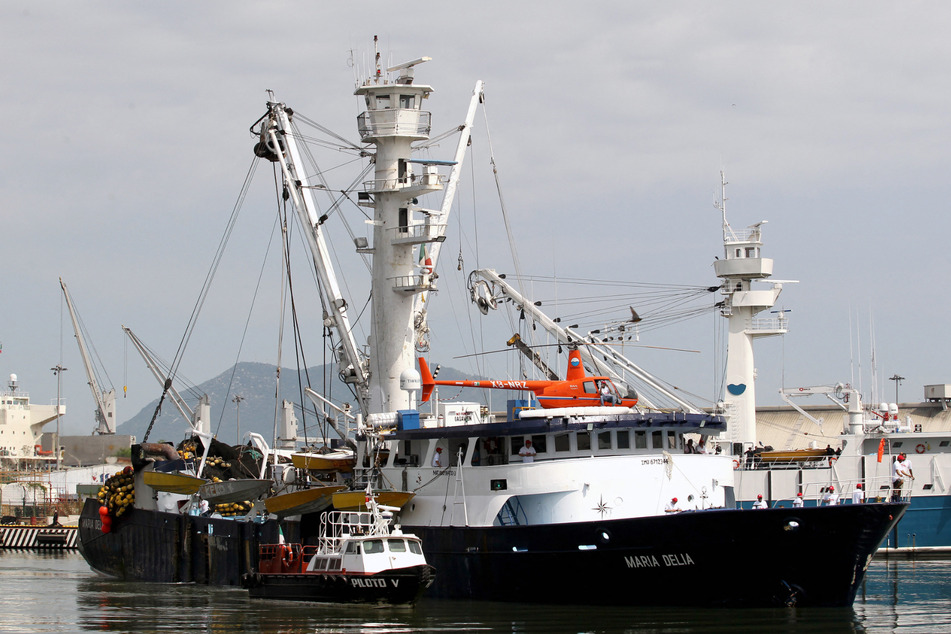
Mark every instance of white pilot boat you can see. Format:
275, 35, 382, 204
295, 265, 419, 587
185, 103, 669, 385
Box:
242, 491, 434, 604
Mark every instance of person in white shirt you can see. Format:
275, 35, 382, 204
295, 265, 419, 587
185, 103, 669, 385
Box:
899, 454, 914, 480
752, 494, 768, 509
518, 439, 537, 463
792, 492, 804, 508
893, 454, 912, 500
822, 485, 839, 505
852, 483, 865, 504
432, 447, 443, 468
665, 497, 681, 513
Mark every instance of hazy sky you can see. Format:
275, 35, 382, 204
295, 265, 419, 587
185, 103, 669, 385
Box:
3, 2, 950, 436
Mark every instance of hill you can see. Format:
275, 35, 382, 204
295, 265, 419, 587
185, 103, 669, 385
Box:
116, 362, 497, 445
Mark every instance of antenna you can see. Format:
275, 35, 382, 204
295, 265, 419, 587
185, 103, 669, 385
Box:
716, 170, 738, 242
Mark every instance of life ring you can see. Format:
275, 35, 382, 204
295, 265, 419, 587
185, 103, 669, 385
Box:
916, 444, 926, 454
732, 459, 740, 470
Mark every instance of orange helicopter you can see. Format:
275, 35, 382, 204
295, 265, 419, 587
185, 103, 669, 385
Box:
418, 348, 638, 409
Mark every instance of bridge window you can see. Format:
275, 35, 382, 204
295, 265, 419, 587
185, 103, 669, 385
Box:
577, 432, 591, 451
531, 435, 547, 454
399, 94, 416, 109
478, 437, 503, 465
617, 430, 630, 449
598, 432, 612, 450
554, 434, 570, 452
651, 431, 663, 450
634, 431, 647, 449
667, 431, 677, 450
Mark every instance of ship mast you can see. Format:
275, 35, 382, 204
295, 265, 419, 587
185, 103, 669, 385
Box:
712, 172, 790, 448
354, 54, 447, 415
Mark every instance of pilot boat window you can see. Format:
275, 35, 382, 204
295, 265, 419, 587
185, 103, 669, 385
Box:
554, 434, 570, 452
617, 430, 630, 449
651, 431, 663, 450
577, 432, 591, 451
598, 432, 612, 450
409, 540, 422, 555
364, 540, 384, 554
346, 542, 359, 554
388, 539, 407, 552
634, 431, 647, 449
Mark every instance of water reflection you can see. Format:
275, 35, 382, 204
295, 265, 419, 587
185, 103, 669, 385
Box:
0, 552, 949, 633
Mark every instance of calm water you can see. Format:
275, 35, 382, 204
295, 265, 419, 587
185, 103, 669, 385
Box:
0, 552, 948, 633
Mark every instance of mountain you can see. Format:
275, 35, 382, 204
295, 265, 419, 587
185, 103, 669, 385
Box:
116, 362, 499, 445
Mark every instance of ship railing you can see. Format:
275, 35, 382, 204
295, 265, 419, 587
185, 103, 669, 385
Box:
361, 169, 445, 193
736, 455, 831, 471
317, 509, 390, 552
723, 226, 763, 244
765, 475, 906, 508
357, 109, 432, 141
387, 222, 448, 245
749, 317, 790, 332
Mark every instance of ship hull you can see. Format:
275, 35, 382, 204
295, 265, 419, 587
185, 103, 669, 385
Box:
241, 565, 435, 604
78, 494, 904, 607
405, 502, 905, 607
76, 498, 291, 585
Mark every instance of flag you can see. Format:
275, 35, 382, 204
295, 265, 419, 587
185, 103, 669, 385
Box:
278, 526, 285, 545
877, 438, 885, 463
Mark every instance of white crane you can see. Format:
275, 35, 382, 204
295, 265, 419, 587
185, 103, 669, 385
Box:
60, 278, 116, 434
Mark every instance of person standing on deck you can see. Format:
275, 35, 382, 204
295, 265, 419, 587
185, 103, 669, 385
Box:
518, 439, 537, 463
822, 486, 839, 505
852, 483, 865, 504
892, 454, 910, 500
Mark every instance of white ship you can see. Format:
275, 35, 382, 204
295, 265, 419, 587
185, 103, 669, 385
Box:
78, 40, 906, 608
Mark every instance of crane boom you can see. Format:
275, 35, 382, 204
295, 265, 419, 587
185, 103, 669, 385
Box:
256, 99, 369, 416
470, 269, 702, 413
60, 278, 115, 434
122, 326, 209, 434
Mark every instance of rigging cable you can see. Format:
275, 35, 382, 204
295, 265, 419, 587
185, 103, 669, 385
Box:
213, 162, 283, 438
142, 156, 259, 443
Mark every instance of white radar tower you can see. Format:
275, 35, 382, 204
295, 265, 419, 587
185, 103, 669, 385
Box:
713, 173, 791, 450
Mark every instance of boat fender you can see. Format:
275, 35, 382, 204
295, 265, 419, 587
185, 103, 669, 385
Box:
916, 443, 926, 454
732, 459, 739, 470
